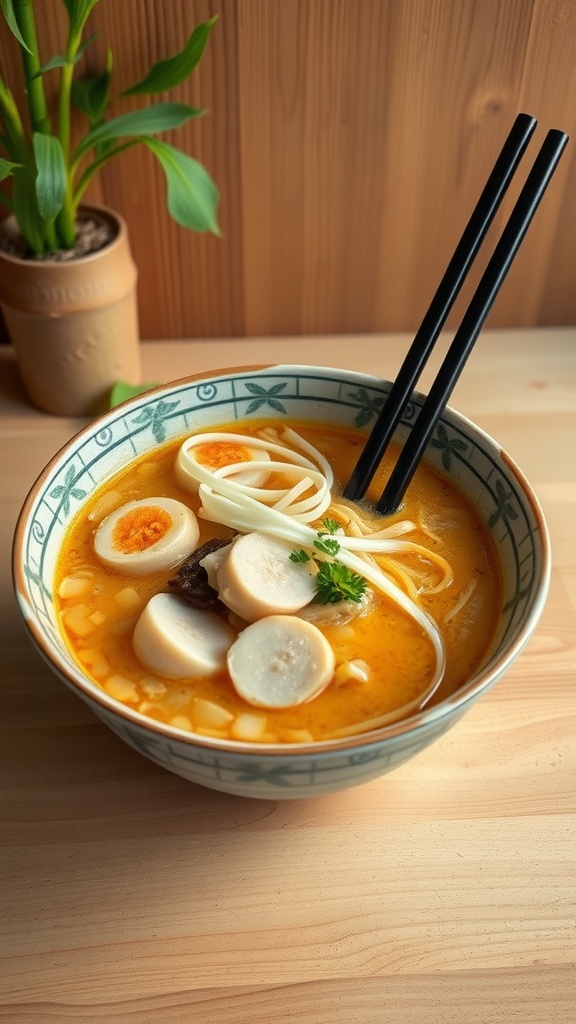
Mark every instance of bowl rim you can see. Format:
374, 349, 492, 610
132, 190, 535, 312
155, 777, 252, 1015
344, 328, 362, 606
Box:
12, 362, 552, 757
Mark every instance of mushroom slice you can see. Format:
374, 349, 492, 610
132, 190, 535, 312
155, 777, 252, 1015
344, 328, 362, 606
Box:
227, 615, 335, 708
94, 497, 199, 574
133, 593, 234, 679
297, 591, 372, 626
215, 532, 317, 622
168, 537, 231, 610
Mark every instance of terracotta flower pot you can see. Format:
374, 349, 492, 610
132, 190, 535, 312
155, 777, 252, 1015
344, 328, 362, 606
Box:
0, 203, 141, 416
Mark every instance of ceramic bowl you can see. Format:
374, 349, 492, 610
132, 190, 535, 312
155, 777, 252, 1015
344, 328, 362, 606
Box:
13, 365, 550, 799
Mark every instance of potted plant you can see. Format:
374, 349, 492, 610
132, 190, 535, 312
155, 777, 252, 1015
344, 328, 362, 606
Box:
0, 0, 220, 415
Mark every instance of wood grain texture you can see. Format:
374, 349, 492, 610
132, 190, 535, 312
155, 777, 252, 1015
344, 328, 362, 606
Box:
0, 2, 575, 338
0, 328, 575, 1023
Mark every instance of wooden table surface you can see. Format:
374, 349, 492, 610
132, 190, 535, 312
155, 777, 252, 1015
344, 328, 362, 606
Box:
1, 329, 575, 1023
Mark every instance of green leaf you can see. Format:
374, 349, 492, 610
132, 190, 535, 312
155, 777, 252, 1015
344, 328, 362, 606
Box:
0, 155, 21, 180
33, 133, 67, 221
141, 137, 220, 234
34, 54, 69, 74
0, 0, 34, 54
74, 102, 204, 158
109, 381, 157, 408
72, 49, 112, 127
32, 34, 99, 78
12, 166, 45, 253
122, 15, 218, 96
61, 0, 101, 37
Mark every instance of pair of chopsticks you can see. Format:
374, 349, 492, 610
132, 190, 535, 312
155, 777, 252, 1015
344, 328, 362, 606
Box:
343, 113, 568, 515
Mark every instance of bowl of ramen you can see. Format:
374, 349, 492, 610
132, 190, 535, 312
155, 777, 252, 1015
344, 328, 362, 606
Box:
13, 365, 550, 799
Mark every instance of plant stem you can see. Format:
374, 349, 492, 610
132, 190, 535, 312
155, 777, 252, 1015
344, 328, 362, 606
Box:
56, 23, 82, 248
15, 1, 51, 135
73, 140, 137, 205
14, 1, 58, 249
0, 78, 29, 163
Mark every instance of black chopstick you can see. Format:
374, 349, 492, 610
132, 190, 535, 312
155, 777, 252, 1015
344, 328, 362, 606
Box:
343, 112, 537, 503
376, 126, 568, 516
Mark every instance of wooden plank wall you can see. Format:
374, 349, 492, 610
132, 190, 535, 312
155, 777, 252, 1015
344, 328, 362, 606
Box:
1, 0, 575, 339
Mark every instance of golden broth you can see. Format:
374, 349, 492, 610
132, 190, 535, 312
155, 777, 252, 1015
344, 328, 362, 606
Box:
55, 419, 501, 743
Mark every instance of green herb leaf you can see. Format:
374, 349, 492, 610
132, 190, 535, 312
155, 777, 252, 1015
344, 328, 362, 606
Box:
289, 549, 310, 563
288, 526, 368, 605
141, 137, 220, 234
74, 102, 204, 159
0, 0, 34, 54
33, 133, 67, 221
315, 561, 367, 605
321, 517, 341, 535
122, 15, 218, 97
314, 536, 340, 557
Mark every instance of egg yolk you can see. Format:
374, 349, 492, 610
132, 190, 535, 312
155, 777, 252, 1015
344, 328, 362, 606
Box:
112, 506, 172, 553
194, 441, 254, 470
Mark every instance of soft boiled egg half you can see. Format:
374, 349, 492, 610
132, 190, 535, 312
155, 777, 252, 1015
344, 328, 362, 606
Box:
175, 432, 272, 492
94, 497, 200, 574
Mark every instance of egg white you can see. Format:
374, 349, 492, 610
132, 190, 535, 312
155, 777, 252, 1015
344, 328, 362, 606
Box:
175, 433, 272, 493
93, 497, 199, 574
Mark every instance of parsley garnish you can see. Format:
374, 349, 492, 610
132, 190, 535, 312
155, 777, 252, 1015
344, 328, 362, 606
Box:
290, 519, 367, 604
320, 517, 340, 535
289, 549, 310, 563
315, 561, 367, 604
314, 536, 340, 557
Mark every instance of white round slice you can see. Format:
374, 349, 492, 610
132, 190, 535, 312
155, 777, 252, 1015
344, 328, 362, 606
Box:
175, 434, 271, 492
215, 532, 317, 622
133, 593, 234, 678
94, 497, 199, 574
227, 615, 335, 708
